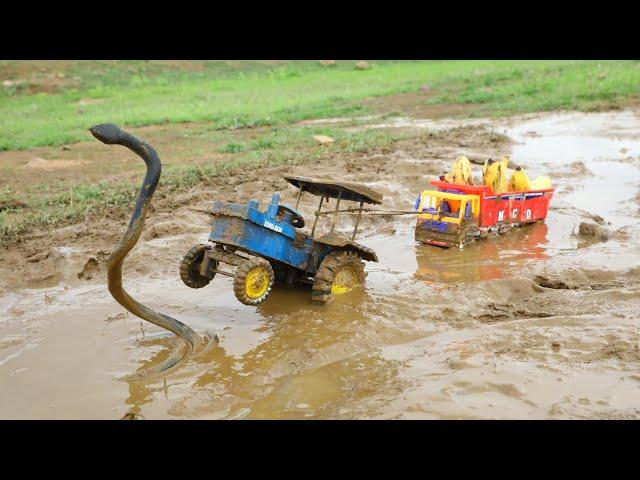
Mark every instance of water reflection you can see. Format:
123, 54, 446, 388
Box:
414, 221, 549, 284
124, 338, 175, 418
124, 286, 405, 419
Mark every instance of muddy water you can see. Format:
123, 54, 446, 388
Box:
2, 111, 640, 419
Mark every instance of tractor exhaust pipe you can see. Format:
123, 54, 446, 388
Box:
90, 124, 211, 379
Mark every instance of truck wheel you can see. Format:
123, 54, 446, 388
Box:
312, 251, 366, 304
233, 257, 275, 305
180, 244, 216, 289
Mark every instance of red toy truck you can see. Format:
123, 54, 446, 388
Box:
414, 180, 555, 248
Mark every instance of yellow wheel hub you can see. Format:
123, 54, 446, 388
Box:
245, 266, 270, 299
331, 266, 358, 295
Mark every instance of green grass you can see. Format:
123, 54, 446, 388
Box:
2, 60, 639, 151
219, 143, 246, 153
427, 61, 640, 113
0, 126, 404, 240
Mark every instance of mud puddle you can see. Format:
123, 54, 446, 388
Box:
2, 111, 640, 419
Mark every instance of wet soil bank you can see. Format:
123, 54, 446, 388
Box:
1, 111, 640, 419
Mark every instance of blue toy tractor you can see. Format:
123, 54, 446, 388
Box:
180, 176, 383, 305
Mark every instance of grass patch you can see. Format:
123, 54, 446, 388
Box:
426, 60, 640, 114
219, 143, 246, 153
3, 60, 639, 151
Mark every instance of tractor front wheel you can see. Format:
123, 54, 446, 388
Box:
311, 251, 366, 304
233, 257, 275, 305
180, 244, 216, 288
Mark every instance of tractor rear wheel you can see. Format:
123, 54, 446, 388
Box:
180, 244, 216, 289
233, 257, 275, 305
311, 251, 366, 304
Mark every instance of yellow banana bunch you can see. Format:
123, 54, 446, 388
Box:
484, 157, 508, 194
530, 176, 552, 190
482, 154, 552, 193
509, 166, 531, 191
501, 154, 509, 172
509, 164, 552, 192
482, 158, 493, 185
445, 155, 474, 185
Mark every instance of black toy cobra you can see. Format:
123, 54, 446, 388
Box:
90, 124, 214, 379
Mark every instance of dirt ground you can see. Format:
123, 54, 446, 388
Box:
1, 110, 640, 419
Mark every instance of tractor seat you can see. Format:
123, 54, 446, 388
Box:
276, 204, 305, 229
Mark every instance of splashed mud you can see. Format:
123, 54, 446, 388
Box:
1, 110, 640, 419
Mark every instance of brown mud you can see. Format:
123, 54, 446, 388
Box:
0, 122, 235, 193
359, 91, 481, 119
1, 111, 640, 419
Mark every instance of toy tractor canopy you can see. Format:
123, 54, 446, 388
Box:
284, 175, 383, 244
284, 175, 384, 205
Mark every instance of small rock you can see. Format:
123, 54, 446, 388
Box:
26, 251, 50, 263
534, 275, 571, 290
313, 135, 335, 145
319, 60, 335, 67
355, 61, 371, 70
578, 222, 609, 241
78, 257, 99, 280
2, 80, 14, 88
62, 145, 71, 151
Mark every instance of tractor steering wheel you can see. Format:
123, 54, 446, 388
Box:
277, 204, 305, 228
